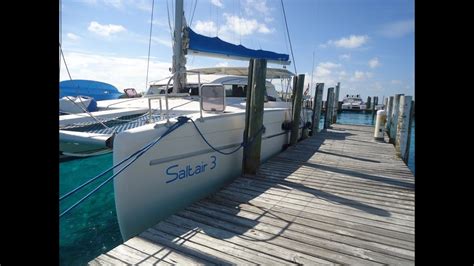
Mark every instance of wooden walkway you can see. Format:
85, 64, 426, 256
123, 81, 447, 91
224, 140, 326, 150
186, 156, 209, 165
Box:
90, 124, 415, 265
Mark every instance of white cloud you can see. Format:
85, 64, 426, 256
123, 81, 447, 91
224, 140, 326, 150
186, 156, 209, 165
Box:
312, 61, 341, 86
379, 19, 414, 38
391, 79, 402, 84
264, 17, 274, 23
88, 21, 126, 37
339, 54, 351, 60
192, 16, 273, 43
221, 14, 273, 36
103, 0, 123, 9
338, 71, 348, 77
351, 71, 373, 81
194, 20, 218, 36
353, 71, 365, 80
368, 57, 380, 68
257, 24, 271, 34
319, 62, 341, 69
67, 33, 80, 40
316, 66, 331, 77
244, 0, 270, 16
243, 0, 273, 24
210, 0, 223, 8
60, 51, 171, 93
327, 35, 369, 49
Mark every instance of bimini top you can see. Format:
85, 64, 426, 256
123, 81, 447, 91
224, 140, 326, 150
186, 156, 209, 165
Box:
189, 67, 295, 79
185, 27, 290, 65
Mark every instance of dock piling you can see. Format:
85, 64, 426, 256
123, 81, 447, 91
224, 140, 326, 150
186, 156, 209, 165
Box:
389, 94, 403, 144
395, 95, 413, 163
310, 83, 324, 135
290, 74, 305, 145
324, 87, 334, 129
386, 96, 394, 131
242, 59, 266, 176
332, 82, 340, 123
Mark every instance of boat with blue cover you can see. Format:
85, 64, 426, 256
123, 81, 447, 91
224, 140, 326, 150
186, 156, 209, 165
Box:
60, 79, 123, 101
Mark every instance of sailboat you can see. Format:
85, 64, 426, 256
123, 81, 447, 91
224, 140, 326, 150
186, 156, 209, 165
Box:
60, 0, 312, 241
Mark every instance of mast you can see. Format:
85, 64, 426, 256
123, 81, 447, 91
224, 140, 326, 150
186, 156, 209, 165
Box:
59, 0, 62, 74
172, 0, 186, 93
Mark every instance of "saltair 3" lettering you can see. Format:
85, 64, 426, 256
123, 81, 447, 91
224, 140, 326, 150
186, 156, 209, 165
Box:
165, 156, 216, 184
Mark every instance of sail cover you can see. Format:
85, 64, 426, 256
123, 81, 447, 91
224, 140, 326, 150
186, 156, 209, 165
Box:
185, 27, 290, 65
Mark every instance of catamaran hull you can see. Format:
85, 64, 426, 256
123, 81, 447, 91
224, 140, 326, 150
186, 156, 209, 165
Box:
113, 109, 299, 240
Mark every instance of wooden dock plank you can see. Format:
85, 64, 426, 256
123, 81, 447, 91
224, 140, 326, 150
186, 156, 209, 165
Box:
194, 197, 414, 250
227, 178, 415, 215
184, 203, 414, 263
91, 124, 415, 265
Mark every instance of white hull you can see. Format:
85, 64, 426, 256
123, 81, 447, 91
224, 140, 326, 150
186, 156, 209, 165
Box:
341, 103, 367, 110
113, 108, 298, 240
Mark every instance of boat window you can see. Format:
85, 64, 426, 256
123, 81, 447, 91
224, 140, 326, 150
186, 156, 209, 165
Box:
224, 85, 233, 97
225, 84, 247, 97
232, 85, 246, 97
201, 85, 226, 112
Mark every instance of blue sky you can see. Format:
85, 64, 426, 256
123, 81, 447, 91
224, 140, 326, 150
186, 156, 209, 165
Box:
60, 0, 414, 100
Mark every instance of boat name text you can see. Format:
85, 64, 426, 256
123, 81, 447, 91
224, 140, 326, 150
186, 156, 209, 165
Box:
165, 156, 217, 184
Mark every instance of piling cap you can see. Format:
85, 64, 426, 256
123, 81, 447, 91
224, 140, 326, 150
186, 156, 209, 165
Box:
377, 110, 386, 115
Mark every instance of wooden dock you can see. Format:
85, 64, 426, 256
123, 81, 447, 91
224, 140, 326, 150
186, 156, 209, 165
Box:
90, 124, 415, 265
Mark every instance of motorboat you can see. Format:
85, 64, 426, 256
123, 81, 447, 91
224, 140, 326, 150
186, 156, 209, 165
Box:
341, 94, 367, 110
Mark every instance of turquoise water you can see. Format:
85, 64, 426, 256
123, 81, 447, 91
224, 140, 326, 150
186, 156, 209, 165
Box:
59, 112, 415, 265
59, 153, 119, 266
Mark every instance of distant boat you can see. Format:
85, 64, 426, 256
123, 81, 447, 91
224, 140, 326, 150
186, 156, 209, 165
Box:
59, 79, 123, 101
341, 94, 367, 110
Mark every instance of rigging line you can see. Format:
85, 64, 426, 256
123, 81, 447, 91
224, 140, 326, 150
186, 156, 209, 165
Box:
238, 0, 242, 44
216, 0, 219, 37
166, 0, 173, 40
59, 117, 188, 218
278, 2, 289, 56
310, 49, 315, 97
189, 0, 198, 27
145, 0, 155, 92
62, 96, 114, 133
59, 42, 72, 80
232, 0, 235, 42
58, 43, 111, 131
280, 0, 297, 75
171, 0, 175, 24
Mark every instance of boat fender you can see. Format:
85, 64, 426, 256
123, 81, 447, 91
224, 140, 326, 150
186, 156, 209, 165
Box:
281, 120, 292, 131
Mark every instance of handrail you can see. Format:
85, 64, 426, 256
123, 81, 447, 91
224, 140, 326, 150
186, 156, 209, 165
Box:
161, 70, 202, 124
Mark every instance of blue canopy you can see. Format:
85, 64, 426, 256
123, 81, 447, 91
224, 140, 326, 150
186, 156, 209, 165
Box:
186, 27, 290, 65
60, 80, 123, 101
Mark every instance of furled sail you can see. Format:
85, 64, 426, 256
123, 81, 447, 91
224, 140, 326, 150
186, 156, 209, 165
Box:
184, 27, 290, 65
